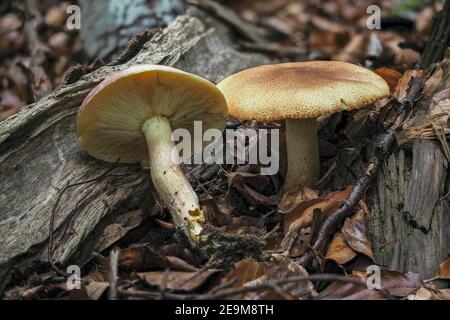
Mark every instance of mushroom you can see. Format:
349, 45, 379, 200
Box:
217, 61, 389, 190
77, 65, 228, 245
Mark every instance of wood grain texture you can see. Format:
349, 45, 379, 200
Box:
404, 140, 447, 231
369, 146, 450, 280
0, 14, 271, 291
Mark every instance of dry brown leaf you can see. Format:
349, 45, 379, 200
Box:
319, 270, 422, 300
341, 211, 374, 260
155, 218, 175, 229
381, 271, 423, 297
220, 258, 268, 299
325, 232, 357, 265
0, 91, 24, 121
407, 287, 439, 300
436, 257, 450, 279
374, 67, 402, 93
333, 33, 368, 63
424, 66, 443, 95
85, 282, 109, 300
395, 49, 421, 70
118, 246, 197, 272
267, 255, 316, 299
166, 256, 199, 272
437, 289, 450, 300
138, 270, 219, 292
428, 88, 450, 125
318, 275, 384, 300
227, 172, 279, 206
284, 186, 352, 232
278, 185, 318, 214
394, 70, 427, 101
416, 7, 435, 35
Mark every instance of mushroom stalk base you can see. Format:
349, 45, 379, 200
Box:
283, 118, 320, 191
142, 116, 204, 245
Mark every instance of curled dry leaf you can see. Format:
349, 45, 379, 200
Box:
437, 289, 450, 300
44, 6, 66, 28
278, 185, 318, 214
85, 282, 109, 300
0, 91, 24, 121
220, 258, 268, 299
318, 275, 384, 300
394, 70, 427, 102
424, 66, 444, 96
341, 210, 374, 260
415, 7, 434, 35
155, 218, 175, 229
333, 32, 368, 64
407, 287, 439, 300
220, 256, 315, 300
325, 232, 357, 265
267, 255, 316, 299
118, 246, 198, 272
227, 172, 279, 206
374, 67, 402, 93
319, 270, 423, 300
138, 270, 219, 292
436, 257, 450, 279
395, 49, 421, 71
221, 258, 268, 287
380, 271, 423, 297
283, 186, 352, 234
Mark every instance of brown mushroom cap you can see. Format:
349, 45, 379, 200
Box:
217, 61, 390, 121
77, 65, 227, 164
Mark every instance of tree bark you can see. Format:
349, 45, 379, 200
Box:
367, 1, 450, 283
417, 0, 450, 69
0, 13, 271, 293
79, 0, 185, 60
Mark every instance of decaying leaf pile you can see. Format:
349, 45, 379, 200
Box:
1, 0, 450, 300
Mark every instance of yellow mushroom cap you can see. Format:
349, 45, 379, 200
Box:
217, 61, 390, 121
77, 65, 227, 164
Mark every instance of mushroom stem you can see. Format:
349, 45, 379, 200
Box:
283, 118, 320, 191
142, 116, 204, 245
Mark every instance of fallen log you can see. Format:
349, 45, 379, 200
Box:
0, 13, 271, 292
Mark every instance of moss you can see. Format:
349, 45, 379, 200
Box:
390, 0, 428, 15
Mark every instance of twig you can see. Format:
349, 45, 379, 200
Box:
107, 29, 157, 66
194, 274, 387, 300
261, 223, 280, 241
168, 265, 209, 293
118, 273, 380, 300
186, 0, 270, 44
297, 77, 424, 267
239, 42, 307, 58
21, 0, 52, 99
417, 0, 450, 69
108, 248, 120, 300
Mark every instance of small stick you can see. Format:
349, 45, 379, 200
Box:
107, 248, 120, 300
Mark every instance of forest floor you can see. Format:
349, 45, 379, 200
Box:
1, 0, 450, 300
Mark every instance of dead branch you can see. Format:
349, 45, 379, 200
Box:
119, 273, 388, 300
186, 0, 279, 44
107, 248, 119, 300
418, 0, 450, 69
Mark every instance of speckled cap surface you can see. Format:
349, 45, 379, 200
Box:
217, 61, 390, 121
